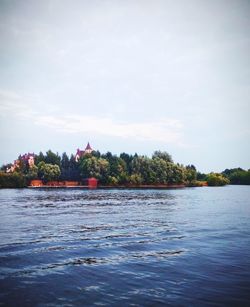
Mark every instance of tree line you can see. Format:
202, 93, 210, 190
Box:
0, 149, 249, 188
0, 150, 197, 187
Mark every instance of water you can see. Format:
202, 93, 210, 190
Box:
0, 186, 250, 306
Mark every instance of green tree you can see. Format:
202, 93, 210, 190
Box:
170, 164, 186, 184
197, 172, 207, 181
129, 173, 143, 185
229, 170, 250, 185
60, 152, 70, 180
92, 150, 101, 158
107, 176, 119, 185
38, 162, 61, 182
100, 152, 129, 184
98, 158, 110, 183
185, 165, 197, 184
26, 165, 38, 180
152, 151, 173, 163
120, 152, 133, 174
110, 157, 128, 183
132, 156, 153, 184
61, 152, 70, 169
206, 173, 229, 186
79, 157, 100, 178
0, 172, 27, 188
151, 158, 174, 184
69, 154, 81, 181
78, 157, 109, 183
35, 152, 45, 166
130, 155, 185, 185
44, 150, 61, 167
222, 168, 244, 178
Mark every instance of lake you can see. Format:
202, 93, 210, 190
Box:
0, 186, 250, 306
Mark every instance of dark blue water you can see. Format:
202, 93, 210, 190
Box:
0, 186, 250, 306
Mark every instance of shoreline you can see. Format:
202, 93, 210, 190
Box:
27, 184, 190, 190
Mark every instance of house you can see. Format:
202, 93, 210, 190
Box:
75, 142, 93, 162
6, 153, 35, 173
21, 153, 35, 167
6, 161, 18, 173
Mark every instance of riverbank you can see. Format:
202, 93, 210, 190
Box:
28, 183, 208, 189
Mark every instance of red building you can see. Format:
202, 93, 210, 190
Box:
7, 152, 35, 173
86, 177, 98, 189
75, 142, 93, 161
21, 153, 35, 167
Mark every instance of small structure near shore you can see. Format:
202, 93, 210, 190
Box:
30, 180, 43, 187
84, 178, 98, 189
28, 180, 193, 189
29, 178, 98, 189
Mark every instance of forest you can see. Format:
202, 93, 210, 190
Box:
0, 150, 249, 188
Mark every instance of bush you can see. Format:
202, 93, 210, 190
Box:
38, 162, 61, 182
107, 176, 119, 186
129, 174, 143, 185
206, 173, 229, 186
229, 170, 250, 185
0, 172, 27, 188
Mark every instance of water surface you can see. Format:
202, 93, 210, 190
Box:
0, 186, 250, 306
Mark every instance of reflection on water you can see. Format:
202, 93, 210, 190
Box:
0, 186, 250, 306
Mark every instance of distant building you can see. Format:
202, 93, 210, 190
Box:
21, 153, 35, 167
85, 177, 98, 189
6, 153, 35, 173
75, 142, 93, 162
6, 161, 18, 173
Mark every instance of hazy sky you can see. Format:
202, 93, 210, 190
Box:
0, 0, 249, 172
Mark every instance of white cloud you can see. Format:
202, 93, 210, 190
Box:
34, 114, 184, 145
0, 89, 184, 145
0, 90, 38, 119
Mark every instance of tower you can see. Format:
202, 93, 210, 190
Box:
75, 142, 94, 161
84, 142, 93, 154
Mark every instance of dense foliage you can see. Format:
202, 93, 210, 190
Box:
76, 151, 191, 185
206, 173, 230, 186
1, 149, 248, 188
222, 168, 250, 185
0, 150, 199, 187
37, 162, 61, 182
0, 172, 27, 188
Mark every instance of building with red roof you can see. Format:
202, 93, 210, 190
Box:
75, 142, 93, 161
21, 153, 35, 167
6, 152, 35, 173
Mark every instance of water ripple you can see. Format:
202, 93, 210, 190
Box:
0, 187, 250, 306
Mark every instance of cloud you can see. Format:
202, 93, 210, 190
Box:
34, 114, 183, 144
0, 89, 184, 145
0, 89, 37, 119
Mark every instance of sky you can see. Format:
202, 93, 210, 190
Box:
0, 0, 249, 173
